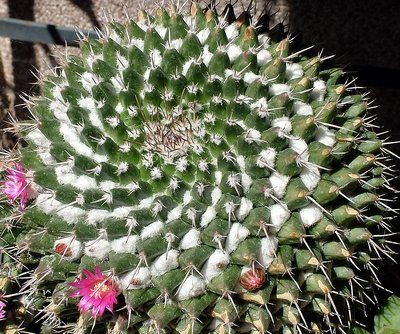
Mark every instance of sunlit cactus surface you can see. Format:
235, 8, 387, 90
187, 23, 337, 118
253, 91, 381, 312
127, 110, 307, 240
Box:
0, 2, 398, 333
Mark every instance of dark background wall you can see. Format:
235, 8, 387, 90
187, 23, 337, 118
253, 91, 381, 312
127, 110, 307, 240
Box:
288, 0, 400, 147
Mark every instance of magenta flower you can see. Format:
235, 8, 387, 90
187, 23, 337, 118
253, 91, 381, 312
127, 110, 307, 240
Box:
69, 266, 119, 318
0, 300, 6, 321
1, 163, 30, 210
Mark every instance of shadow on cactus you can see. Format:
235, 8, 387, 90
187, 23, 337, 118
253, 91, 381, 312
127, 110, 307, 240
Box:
0, 2, 398, 333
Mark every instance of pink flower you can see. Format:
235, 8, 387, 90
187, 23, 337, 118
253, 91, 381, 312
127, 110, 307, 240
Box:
69, 266, 119, 318
0, 300, 6, 321
1, 163, 30, 210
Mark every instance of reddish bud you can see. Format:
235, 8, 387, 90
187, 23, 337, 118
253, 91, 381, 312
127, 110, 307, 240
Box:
240, 268, 266, 291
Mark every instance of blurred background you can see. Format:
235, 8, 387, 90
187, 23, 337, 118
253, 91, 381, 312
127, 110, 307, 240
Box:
0, 0, 399, 319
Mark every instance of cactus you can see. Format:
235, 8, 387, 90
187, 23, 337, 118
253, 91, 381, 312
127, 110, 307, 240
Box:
0, 2, 398, 333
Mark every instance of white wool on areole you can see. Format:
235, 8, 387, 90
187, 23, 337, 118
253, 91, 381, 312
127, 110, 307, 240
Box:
35, 193, 85, 224
116, 53, 129, 72
251, 97, 268, 114
82, 99, 105, 130
150, 167, 163, 180
110, 76, 126, 93
257, 49, 272, 66
257, 148, 277, 169
289, 137, 309, 161
79, 71, 101, 92
140, 220, 164, 240
111, 206, 135, 219
55, 166, 97, 191
258, 33, 270, 46
269, 83, 291, 96
241, 173, 253, 193
182, 59, 194, 76
271, 116, 292, 137
245, 128, 262, 144
55, 165, 75, 184
227, 44, 242, 62
26, 128, 52, 148
167, 205, 183, 222
35, 149, 56, 165
150, 249, 180, 277
293, 101, 313, 116
224, 23, 239, 40
120, 267, 152, 290
170, 38, 183, 50
315, 125, 337, 147
136, 21, 148, 31
285, 62, 304, 80
57, 205, 86, 224
299, 203, 324, 227
269, 203, 291, 232
84, 239, 111, 259
179, 228, 201, 250
300, 164, 321, 191
236, 155, 246, 170
59, 122, 107, 163
105, 115, 120, 128
311, 79, 327, 101
85, 209, 111, 225
143, 68, 151, 81
154, 25, 167, 40
201, 45, 214, 66
225, 223, 250, 253
237, 197, 253, 221
110, 236, 139, 254
176, 275, 206, 301
139, 196, 155, 209
129, 37, 145, 51
211, 187, 222, 205
197, 28, 210, 44
183, 190, 193, 206
243, 71, 261, 84
201, 249, 230, 282
149, 49, 162, 69
200, 206, 216, 227
269, 172, 290, 199
257, 236, 278, 268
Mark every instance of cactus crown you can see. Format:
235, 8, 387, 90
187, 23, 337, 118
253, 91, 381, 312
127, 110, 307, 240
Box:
0, 2, 397, 333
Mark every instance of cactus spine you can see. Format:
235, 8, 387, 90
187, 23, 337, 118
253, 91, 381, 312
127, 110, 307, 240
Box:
0, 2, 397, 333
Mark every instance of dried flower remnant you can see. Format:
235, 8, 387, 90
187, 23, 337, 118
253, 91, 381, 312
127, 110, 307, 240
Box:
54, 243, 73, 257
69, 266, 119, 318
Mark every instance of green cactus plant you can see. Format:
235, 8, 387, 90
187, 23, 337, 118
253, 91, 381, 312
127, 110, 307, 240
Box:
0, 2, 398, 333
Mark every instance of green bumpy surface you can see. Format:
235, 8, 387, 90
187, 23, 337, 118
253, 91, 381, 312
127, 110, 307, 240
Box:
0, 3, 396, 334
